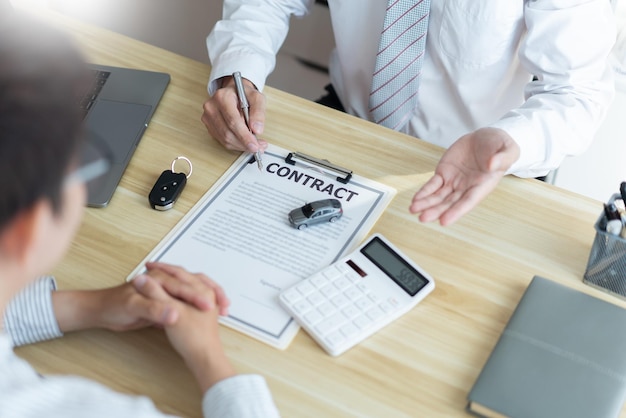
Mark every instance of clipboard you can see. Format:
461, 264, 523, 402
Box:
127, 143, 396, 349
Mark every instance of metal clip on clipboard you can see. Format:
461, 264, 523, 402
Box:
285, 151, 353, 184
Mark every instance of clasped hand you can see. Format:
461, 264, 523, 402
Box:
53, 261, 229, 333
52, 261, 235, 392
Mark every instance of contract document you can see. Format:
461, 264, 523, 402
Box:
128, 144, 396, 348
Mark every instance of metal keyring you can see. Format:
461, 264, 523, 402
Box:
171, 156, 193, 179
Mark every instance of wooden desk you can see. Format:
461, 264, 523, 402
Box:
15, 7, 626, 418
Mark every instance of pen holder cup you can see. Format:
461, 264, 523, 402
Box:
583, 194, 626, 299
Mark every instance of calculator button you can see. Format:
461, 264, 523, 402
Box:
344, 287, 362, 301
356, 283, 370, 293
323, 267, 342, 280
320, 284, 339, 298
387, 297, 400, 308
329, 311, 347, 324
304, 309, 323, 325
317, 301, 336, 317
366, 307, 385, 322
368, 293, 379, 303
340, 323, 358, 338
355, 297, 373, 311
293, 300, 313, 314
342, 305, 360, 319
309, 274, 327, 288
353, 315, 372, 330
315, 312, 346, 334
296, 281, 315, 296
330, 293, 350, 308
378, 301, 393, 313
281, 288, 301, 304
307, 291, 325, 306
333, 277, 351, 290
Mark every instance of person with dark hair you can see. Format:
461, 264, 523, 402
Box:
202, 0, 615, 226
0, 14, 279, 418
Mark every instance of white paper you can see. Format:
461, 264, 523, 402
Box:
128, 144, 396, 348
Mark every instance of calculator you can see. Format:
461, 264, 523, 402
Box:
278, 234, 435, 356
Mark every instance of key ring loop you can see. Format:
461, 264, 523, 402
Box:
171, 156, 193, 179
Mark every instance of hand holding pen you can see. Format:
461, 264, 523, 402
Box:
234, 72, 263, 171
200, 72, 268, 160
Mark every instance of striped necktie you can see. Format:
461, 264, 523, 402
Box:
369, 0, 431, 130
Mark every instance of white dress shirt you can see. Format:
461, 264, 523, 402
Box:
207, 0, 616, 178
1, 277, 280, 418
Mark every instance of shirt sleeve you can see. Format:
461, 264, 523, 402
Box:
206, 0, 313, 94
202, 374, 281, 418
3, 276, 63, 347
489, 0, 616, 177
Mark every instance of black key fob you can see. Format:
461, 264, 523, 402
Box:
149, 170, 187, 211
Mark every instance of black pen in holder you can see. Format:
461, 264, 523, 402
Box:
583, 193, 626, 299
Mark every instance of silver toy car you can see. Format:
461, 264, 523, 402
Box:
288, 198, 343, 230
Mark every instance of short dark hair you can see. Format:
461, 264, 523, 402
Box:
0, 15, 87, 232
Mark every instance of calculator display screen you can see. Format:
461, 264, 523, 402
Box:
360, 237, 429, 296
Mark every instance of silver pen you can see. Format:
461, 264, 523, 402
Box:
232, 71, 263, 171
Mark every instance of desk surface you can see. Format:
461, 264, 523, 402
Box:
16, 7, 626, 418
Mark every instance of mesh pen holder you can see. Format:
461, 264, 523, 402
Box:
583, 194, 626, 298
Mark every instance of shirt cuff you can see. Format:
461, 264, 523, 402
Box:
488, 115, 551, 178
207, 50, 274, 96
202, 374, 280, 418
3, 276, 63, 347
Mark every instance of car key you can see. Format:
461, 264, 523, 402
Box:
149, 156, 192, 211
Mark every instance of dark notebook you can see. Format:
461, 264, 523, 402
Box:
467, 276, 626, 418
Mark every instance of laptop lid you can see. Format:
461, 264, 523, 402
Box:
81, 64, 170, 207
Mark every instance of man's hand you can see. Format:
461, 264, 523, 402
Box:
201, 75, 268, 153
409, 127, 520, 226
52, 265, 236, 391
51, 263, 229, 333
133, 268, 236, 392
145, 261, 230, 316
52, 280, 180, 333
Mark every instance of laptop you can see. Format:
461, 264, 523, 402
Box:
78, 63, 170, 207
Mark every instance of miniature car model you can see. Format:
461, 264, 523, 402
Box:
288, 198, 343, 230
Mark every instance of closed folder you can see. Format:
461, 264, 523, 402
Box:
467, 276, 626, 418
